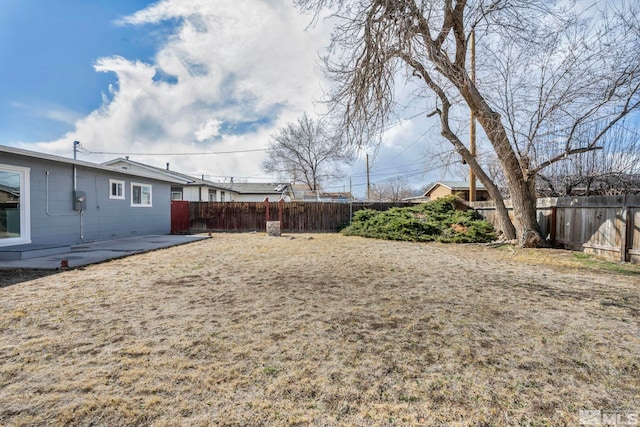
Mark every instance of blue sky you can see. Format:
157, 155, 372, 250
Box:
0, 0, 164, 143
0, 0, 449, 197
1, 0, 638, 199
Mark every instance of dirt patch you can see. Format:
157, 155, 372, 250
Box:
1, 233, 638, 426
0, 269, 61, 288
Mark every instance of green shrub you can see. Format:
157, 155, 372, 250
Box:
342, 196, 495, 243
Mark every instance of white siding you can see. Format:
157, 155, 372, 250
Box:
183, 187, 201, 202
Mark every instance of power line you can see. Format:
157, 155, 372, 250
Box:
79, 111, 430, 158
368, 167, 430, 180
349, 159, 428, 178
361, 110, 434, 170
200, 174, 280, 181
380, 110, 429, 131
387, 128, 433, 163
84, 148, 268, 156
323, 151, 485, 192
323, 169, 430, 191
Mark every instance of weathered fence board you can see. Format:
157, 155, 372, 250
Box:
181, 201, 413, 234
554, 196, 626, 260
170, 201, 190, 234
470, 195, 640, 263
173, 197, 640, 263
630, 207, 640, 264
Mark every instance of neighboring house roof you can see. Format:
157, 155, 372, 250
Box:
422, 180, 487, 195
321, 192, 354, 200
288, 183, 311, 200
0, 145, 184, 183
215, 182, 289, 195
403, 195, 430, 202
0, 184, 20, 199
103, 158, 206, 186
287, 184, 355, 201
103, 158, 290, 197
292, 190, 355, 202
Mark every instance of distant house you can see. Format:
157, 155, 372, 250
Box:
103, 158, 228, 202
317, 191, 355, 203
288, 183, 311, 201
288, 183, 354, 202
214, 182, 292, 202
0, 184, 20, 205
405, 181, 490, 203
0, 145, 183, 257
103, 158, 291, 202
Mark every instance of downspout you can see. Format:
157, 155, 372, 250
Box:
74, 164, 85, 242
45, 168, 85, 241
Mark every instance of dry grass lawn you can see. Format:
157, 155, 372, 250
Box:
1, 233, 639, 426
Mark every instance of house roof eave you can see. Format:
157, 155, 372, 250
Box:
0, 145, 185, 184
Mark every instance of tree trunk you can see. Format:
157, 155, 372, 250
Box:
481, 178, 517, 242
507, 177, 547, 247
471, 108, 546, 247
451, 69, 546, 246
441, 125, 517, 240
490, 142, 546, 247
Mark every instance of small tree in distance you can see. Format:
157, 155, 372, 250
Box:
371, 177, 416, 201
262, 113, 355, 191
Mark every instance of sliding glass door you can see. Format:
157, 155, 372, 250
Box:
0, 165, 30, 246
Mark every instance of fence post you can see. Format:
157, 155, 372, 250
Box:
265, 198, 270, 222
550, 206, 557, 246
621, 195, 629, 263
349, 199, 353, 225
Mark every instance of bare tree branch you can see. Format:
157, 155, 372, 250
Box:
296, 0, 640, 246
262, 113, 355, 190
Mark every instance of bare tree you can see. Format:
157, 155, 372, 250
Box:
536, 126, 640, 196
371, 177, 415, 201
296, 0, 640, 246
262, 113, 355, 190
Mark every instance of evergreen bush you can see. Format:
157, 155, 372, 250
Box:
342, 196, 495, 243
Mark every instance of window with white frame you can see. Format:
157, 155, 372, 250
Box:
208, 189, 216, 201
0, 164, 31, 247
109, 179, 125, 200
131, 182, 152, 207
171, 186, 183, 201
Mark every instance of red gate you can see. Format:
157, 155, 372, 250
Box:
171, 201, 190, 234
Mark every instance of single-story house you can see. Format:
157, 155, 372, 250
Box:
405, 180, 490, 203
287, 183, 354, 202
317, 191, 355, 203
0, 145, 183, 257
103, 158, 291, 202
214, 182, 292, 202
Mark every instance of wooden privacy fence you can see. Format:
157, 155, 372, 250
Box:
175, 201, 413, 234
470, 195, 640, 263
170, 201, 190, 234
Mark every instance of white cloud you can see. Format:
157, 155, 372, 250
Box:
25, 0, 331, 180
10, 101, 82, 126
41, 108, 83, 126
194, 119, 222, 142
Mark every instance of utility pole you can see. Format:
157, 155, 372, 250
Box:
469, 30, 477, 202
349, 176, 353, 222
366, 153, 371, 201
